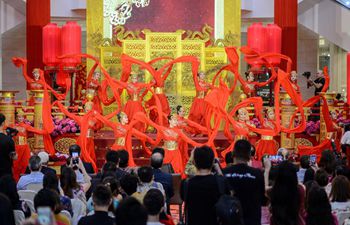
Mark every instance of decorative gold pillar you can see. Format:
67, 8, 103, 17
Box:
224, 0, 241, 105
280, 92, 295, 150
32, 90, 45, 151
86, 0, 103, 72
320, 92, 336, 142
0, 91, 18, 126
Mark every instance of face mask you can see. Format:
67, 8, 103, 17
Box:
113, 199, 119, 209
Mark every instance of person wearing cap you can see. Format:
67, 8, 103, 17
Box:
0, 113, 17, 178
38, 151, 56, 175
17, 155, 44, 190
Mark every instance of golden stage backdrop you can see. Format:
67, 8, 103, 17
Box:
99, 25, 232, 115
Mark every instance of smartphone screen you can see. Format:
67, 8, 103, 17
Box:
37, 207, 52, 225
72, 152, 79, 158
310, 154, 317, 165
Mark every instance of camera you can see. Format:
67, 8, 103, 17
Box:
6, 127, 18, 137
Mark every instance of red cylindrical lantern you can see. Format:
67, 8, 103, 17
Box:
61, 21, 81, 68
247, 23, 267, 68
266, 24, 282, 65
43, 23, 61, 67
247, 23, 267, 53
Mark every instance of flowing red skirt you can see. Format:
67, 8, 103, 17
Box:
189, 97, 207, 133
124, 101, 146, 132
13, 145, 31, 181
164, 149, 183, 174
77, 137, 97, 172
147, 94, 170, 125
93, 96, 103, 130
111, 144, 136, 167
255, 139, 279, 160
178, 140, 189, 168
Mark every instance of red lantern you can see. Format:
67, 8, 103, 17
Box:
266, 24, 282, 65
247, 23, 267, 68
43, 23, 61, 67
61, 21, 81, 68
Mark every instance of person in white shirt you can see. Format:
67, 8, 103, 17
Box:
341, 124, 350, 145
330, 175, 350, 212
143, 189, 165, 225
17, 155, 44, 190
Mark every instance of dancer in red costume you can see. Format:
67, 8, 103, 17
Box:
290, 71, 300, 92
122, 73, 151, 132
120, 54, 200, 126
27, 68, 44, 106
12, 57, 71, 138
86, 71, 103, 114
188, 71, 213, 134
175, 105, 190, 167
242, 71, 257, 97
255, 108, 279, 160
12, 109, 56, 180
53, 101, 98, 172
94, 111, 157, 167
132, 112, 209, 174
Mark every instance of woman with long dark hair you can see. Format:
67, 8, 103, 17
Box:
60, 167, 86, 203
0, 175, 31, 218
270, 161, 305, 225
329, 175, 350, 211
306, 185, 338, 225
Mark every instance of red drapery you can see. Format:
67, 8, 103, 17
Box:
26, 0, 51, 87
274, 0, 298, 71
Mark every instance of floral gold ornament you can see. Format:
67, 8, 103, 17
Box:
104, 0, 151, 26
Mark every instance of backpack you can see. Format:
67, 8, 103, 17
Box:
215, 176, 244, 225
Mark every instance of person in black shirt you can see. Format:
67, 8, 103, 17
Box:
180, 146, 229, 225
78, 185, 114, 225
223, 140, 266, 225
105, 150, 128, 179
115, 197, 147, 225
308, 70, 325, 96
0, 114, 16, 178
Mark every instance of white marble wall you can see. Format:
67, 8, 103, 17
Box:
297, 25, 319, 101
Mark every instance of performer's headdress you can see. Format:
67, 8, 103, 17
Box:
130, 72, 138, 79
16, 109, 25, 117
265, 107, 274, 115
32, 68, 40, 73
117, 111, 127, 122
197, 71, 205, 77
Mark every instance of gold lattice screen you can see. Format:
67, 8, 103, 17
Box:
100, 29, 227, 115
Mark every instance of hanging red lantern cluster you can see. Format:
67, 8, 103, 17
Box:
247, 23, 282, 67
42, 21, 81, 87
42, 21, 82, 69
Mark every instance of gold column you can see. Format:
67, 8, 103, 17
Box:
224, 0, 241, 47
0, 91, 18, 126
224, 0, 241, 106
280, 92, 295, 150
320, 92, 336, 142
32, 90, 45, 151
86, 0, 103, 72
